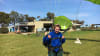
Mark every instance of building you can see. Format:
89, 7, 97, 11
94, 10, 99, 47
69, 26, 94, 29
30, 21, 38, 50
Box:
8, 25, 15, 32
14, 20, 53, 33
8, 19, 83, 33
70, 20, 83, 31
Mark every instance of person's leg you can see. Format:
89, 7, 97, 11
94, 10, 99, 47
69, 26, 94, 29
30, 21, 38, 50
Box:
57, 50, 63, 56
48, 51, 56, 56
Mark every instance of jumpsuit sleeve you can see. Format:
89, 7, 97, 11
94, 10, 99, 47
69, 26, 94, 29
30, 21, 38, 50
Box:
62, 38, 66, 43
45, 32, 52, 44
60, 33, 66, 43
43, 35, 50, 44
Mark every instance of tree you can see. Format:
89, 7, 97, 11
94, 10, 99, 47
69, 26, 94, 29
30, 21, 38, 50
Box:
37, 16, 40, 18
27, 17, 35, 22
36, 16, 40, 20
24, 14, 35, 22
90, 24, 95, 29
10, 11, 26, 23
9, 11, 20, 32
85, 24, 88, 29
47, 12, 55, 28
24, 14, 28, 22
47, 12, 55, 20
72, 20, 84, 25
10, 11, 19, 24
39, 17, 48, 21
18, 14, 24, 22
0, 12, 10, 27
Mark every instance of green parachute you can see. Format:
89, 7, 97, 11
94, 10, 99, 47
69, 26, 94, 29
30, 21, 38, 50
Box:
54, 16, 72, 30
86, 0, 100, 5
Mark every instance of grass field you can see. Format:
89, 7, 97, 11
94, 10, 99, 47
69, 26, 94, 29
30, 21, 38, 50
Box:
0, 31, 100, 56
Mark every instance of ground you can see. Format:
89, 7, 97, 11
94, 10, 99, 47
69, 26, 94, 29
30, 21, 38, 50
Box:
0, 31, 100, 56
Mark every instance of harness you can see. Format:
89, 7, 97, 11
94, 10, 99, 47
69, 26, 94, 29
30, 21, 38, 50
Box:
48, 37, 63, 52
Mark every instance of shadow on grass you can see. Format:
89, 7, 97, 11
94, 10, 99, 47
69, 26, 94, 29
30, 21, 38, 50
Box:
65, 38, 100, 42
63, 51, 70, 56
82, 30, 100, 31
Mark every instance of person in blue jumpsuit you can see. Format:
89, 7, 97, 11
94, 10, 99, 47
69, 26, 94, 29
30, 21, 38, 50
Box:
43, 24, 66, 56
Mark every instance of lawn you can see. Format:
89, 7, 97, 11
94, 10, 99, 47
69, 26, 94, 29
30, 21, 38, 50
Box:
0, 31, 100, 56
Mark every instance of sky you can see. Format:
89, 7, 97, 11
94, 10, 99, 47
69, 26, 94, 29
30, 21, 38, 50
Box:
0, 0, 100, 24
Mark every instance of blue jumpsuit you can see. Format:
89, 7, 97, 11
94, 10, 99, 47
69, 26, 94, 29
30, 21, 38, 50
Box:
43, 30, 66, 56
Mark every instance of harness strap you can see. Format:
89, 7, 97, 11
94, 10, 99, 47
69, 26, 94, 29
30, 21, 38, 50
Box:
48, 37, 63, 52
50, 37, 61, 40
48, 46, 63, 51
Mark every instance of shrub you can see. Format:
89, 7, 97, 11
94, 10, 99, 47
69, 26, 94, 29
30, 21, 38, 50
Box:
0, 28, 9, 33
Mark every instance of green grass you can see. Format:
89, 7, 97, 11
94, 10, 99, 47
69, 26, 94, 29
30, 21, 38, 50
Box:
0, 31, 100, 56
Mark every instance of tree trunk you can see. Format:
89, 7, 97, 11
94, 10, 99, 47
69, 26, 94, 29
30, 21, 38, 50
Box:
1, 23, 5, 28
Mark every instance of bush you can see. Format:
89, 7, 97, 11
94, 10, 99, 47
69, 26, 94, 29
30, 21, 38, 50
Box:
0, 28, 9, 33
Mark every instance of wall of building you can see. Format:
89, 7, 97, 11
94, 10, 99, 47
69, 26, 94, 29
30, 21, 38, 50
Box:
34, 20, 53, 33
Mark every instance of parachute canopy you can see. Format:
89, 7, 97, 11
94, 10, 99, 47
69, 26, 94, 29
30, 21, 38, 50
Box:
54, 16, 72, 30
86, 0, 100, 5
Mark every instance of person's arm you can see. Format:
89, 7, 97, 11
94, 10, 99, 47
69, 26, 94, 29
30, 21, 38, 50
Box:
60, 33, 66, 43
62, 36, 66, 43
47, 32, 52, 39
43, 32, 51, 45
